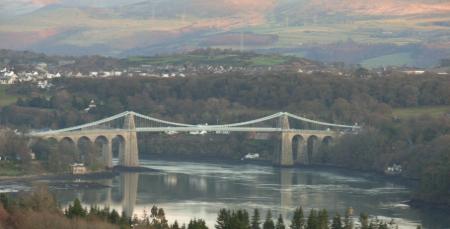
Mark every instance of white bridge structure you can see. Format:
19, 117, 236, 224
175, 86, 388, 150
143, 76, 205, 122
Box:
31, 111, 360, 167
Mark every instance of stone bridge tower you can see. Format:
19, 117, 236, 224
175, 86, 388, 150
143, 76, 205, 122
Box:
275, 113, 295, 166
121, 113, 139, 167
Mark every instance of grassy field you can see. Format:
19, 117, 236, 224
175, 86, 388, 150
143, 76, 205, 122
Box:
0, 85, 18, 107
249, 55, 289, 66
393, 106, 450, 119
362, 52, 414, 68
127, 53, 293, 67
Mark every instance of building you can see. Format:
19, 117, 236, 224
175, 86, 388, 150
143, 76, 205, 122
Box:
0, 71, 18, 84
402, 70, 425, 75
84, 100, 97, 112
71, 163, 87, 175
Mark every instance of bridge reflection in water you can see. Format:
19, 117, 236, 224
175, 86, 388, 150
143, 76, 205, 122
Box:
56, 168, 320, 221
51, 161, 445, 228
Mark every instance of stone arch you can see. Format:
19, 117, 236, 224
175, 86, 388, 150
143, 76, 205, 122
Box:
42, 137, 58, 148
46, 137, 58, 144
60, 137, 75, 145
77, 136, 93, 163
322, 136, 333, 146
306, 135, 319, 164
112, 135, 126, 165
95, 136, 110, 168
59, 137, 77, 158
291, 135, 305, 164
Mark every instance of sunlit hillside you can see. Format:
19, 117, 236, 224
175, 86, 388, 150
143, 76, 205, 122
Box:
1, 0, 449, 67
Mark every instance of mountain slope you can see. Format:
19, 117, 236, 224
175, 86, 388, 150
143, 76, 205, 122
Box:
0, 0, 449, 67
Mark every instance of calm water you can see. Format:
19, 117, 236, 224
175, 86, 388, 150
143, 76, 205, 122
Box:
23, 160, 450, 228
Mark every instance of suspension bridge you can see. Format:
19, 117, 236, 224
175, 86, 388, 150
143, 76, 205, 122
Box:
30, 111, 360, 167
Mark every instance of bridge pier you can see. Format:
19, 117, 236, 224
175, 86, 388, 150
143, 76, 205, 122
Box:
292, 136, 307, 164
120, 113, 139, 167
103, 140, 113, 168
274, 113, 337, 166
275, 114, 295, 167
34, 111, 352, 169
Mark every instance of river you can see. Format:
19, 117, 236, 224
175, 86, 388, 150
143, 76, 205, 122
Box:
5, 159, 450, 228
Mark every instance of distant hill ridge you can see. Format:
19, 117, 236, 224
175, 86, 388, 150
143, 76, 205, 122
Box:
1, 0, 449, 67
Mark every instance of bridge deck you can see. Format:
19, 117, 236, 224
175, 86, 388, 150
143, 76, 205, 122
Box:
32, 127, 343, 137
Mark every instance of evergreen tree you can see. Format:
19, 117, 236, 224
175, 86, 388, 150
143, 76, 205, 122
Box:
306, 209, 318, 229
237, 209, 250, 228
65, 198, 87, 218
290, 206, 305, 229
276, 214, 286, 229
172, 221, 180, 229
229, 209, 250, 229
216, 208, 229, 229
157, 208, 169, 228
263, 210, 275, 229
331, 214, 342, 229
251, 209, 261, 229
318, 209, 328, 229
188, 219, 208, 229
108, 209, 120, 224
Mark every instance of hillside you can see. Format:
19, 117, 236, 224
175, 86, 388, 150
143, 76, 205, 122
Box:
0, 0, 449, 67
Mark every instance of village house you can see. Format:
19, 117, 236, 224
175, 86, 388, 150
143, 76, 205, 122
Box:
0, 70, 18, 85
71, 163, 87, 175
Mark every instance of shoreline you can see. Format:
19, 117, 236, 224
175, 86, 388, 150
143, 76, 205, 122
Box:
141, 154, 419, 186
0, 156, 447, 210
0, 165, 160, 183
0, 156, 418, 187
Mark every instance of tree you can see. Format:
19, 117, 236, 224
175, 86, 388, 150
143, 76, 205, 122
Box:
216, 208, 229, 229
0, 131, 30, 163
234, 209, 250, 229
276, 214, 285, 229
21, 186, 59, 213
157, 207, 169, 228
318, 209, 328, 229
306, 209, 318, 229
331, 214, 342, 229
251, 209, 261, 229
65, 198, 87, 218
263, 210, 275, 229
354, 67, 370, 78
188, 219, 208, 229
172, 221, 180, 229
108, 209, 120, 224
290, 206, 305, 229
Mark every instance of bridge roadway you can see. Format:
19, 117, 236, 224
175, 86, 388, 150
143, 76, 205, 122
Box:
31, 111, 356, 167
33, 127, 340, 135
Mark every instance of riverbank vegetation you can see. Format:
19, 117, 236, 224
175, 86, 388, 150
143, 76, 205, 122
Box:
0, 72, 449, 206
0, 187, 405, 229
0, 130, 34, 176
0, 129, 104, 176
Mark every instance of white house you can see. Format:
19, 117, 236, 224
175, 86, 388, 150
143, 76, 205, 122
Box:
71, 163, 87, 175
84, 100, 97, 112
0, 71, 18, 84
